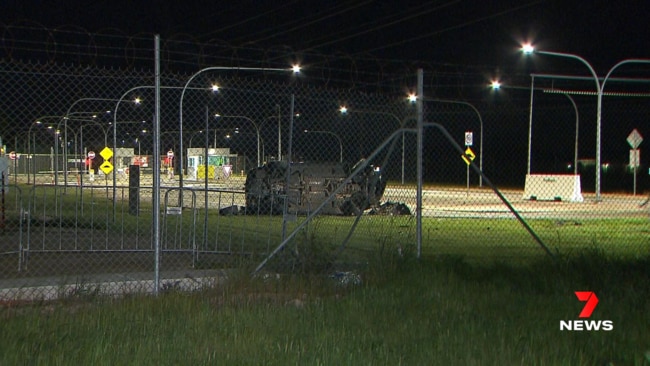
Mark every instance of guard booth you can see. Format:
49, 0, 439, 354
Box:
186, 147, 238, 180
113, 147, 136, 179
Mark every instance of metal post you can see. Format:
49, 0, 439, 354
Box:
424, 98, 485, 187
533, 50, 602, 199
416, 69, 423, 258
598, 59, 650, 200
281, 96, 295, 242
564, 94, 579, 175
277, 105, 282, 161
204, 105, 209, 249
214, 115, 261, 167
179, 67, 293, 201
401, 131, 405, 184
527, 75, 535, 175
153, 35, 162, 296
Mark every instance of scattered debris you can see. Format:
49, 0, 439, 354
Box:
329, 271, 362, 286
369, 201, 411, 216
219, 205, 245, 216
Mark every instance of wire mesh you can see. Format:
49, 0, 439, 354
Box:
0, 35, 649, 302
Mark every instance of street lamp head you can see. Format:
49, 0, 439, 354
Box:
407, 93, 417, 103
292, 64, 301, 74
521, 43, 535, 55
133, 97, 142, 105
211, 84, 220, 92
339, 106, 348, 114
490, 80, 501, 90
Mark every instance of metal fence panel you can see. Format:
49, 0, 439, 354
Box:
0, 32, 649, 301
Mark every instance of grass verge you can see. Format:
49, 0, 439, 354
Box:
1, 250, 649, 365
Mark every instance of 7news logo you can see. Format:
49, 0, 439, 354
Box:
560, 291, 614, 331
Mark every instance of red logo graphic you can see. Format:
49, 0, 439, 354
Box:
575, 291, 599, 318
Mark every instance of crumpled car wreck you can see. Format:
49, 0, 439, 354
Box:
244, 160, 387, 216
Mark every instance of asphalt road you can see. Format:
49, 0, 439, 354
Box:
7, 173, 650, 219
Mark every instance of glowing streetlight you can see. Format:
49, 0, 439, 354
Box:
340, 106, 414, 184
522, 43, 650, 200
411, 95, 485, 187
491, 80, 580, 175
214, 114, 262, 167
178, 65, 300, 192
522, 43, 601, 197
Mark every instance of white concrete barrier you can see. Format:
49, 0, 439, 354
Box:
523, 174, 583, 202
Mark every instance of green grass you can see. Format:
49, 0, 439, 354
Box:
4, 183, 650, 277
1, 252, 649, 365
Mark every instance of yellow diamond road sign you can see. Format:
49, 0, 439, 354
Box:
461, 147, 476, 165
99, 147, 114, 174
100, 161, 114, 174
100, 147, 113, 160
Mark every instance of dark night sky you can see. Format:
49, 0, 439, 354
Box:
1, 0, 649, 76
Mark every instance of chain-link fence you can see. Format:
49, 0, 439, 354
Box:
1, 32, 650, 302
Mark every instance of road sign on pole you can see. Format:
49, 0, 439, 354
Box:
627, 129, 643, 149
626, 129, 643, 196
99, 147, 114, 175
461, 147, 476, 197
461, 147, 476, 165
464, 131, 473, 146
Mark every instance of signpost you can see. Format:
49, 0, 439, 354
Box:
87, 151, 96, 182
99, 147, 113, 185
167, 150, 174, 179
464, 131, 473, 147
461, 132, 476, 197
462, 131, 475, 197
0, 156, 6, 228
627, 129, 643, 195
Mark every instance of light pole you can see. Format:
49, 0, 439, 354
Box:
178, 65, 300, 193
111, 84, 215, 208
259, 110, 295, 162
491, 80, 580, 175
32, 114, 98, 185
60, 98, 131, 190
214, 114, 262, 167
421, 97, 485, 187
188, 130, 205, 148
339, 107, 415, 184
522, 45, 601, 199
599, 59, 650, 196
275, 105, 281, 161
522, 44, 650, 201
303, 129, 343, 162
